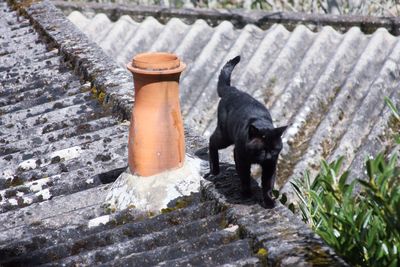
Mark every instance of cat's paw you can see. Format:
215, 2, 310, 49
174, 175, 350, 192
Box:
241, 188, 252, 199
210, 167, 220, 176
263, 198, 275, 209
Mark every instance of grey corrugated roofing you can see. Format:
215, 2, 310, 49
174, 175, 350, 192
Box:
0, 0, 346, 266
68, 11, 400, 197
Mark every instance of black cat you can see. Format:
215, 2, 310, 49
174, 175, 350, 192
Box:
208, 56, 287, 208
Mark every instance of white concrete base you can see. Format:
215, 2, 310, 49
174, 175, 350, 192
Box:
104, 155, 203, 212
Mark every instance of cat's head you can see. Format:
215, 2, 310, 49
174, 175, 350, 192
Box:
246, 122, 287, 162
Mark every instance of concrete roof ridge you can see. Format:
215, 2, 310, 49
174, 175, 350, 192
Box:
84, 13, 112, 43
268, 26, 343, 125
173, 19, 214, 64
251, 25, 316, 108
180, 20, 236, 115
98, 15, 140, 60
327, 38, 400, 165
64, 10, 90, 29
148, 16, 190, 52
114, 16, 164, 68
187, 25, 266, 134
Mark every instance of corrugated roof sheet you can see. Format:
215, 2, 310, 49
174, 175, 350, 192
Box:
68, 11, 400, 196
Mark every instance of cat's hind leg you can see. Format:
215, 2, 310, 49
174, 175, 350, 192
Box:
209, 128, 230, 175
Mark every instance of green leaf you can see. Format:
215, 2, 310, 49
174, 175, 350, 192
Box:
319, 178, 336, 194
388, 259, 398, 267
309, 191, 324, 212
280, 193, 287, 205
366, 159, 374, 180
290, 181, 308, 207
322, 162, 334, 185
378, 173, 391, 196
361, 210, 372, 229
321, 160, 330, 176
338, 170, 349, 192
304, 171, 312, 190
385, 96, 400, 121
395, 135, 400, 144
288, 203, 296, 213
343, 180, 356, 199
323, 194, 337, 213
357, 179, 376, 192
366, 223, 379, 248
382, 243, 389, 255
298, 204, 311, 224
388, 153, 398, 169
272, 189, 280, 198
290, 180, 301, 194
332, 156, 344, 174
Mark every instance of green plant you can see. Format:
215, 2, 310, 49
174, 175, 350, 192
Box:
290, 98, 400, 266
292, 155, 400, 266
385, 96, 400, 144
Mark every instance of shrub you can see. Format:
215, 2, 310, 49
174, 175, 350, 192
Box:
290, 98, 400, 266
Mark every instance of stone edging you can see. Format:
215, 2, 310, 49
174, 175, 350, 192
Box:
201, 178, 349, 266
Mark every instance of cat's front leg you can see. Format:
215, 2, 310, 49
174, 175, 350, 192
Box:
234, 148, 252, 198
261, 160, 277, 208
208, 145, 220, 176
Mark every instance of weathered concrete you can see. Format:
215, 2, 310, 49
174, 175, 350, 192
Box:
105, 155, 203, 212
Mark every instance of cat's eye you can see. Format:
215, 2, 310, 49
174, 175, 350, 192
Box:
262, 135, 266, 139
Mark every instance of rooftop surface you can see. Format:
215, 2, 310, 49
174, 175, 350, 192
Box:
67, 8, 400, 197
0, 0, 347, 266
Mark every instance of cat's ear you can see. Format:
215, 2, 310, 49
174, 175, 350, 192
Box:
248, 124, 260, 139
273, 125, 288, 137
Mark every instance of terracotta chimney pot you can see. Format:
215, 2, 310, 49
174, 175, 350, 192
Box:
127, 52, 186, 177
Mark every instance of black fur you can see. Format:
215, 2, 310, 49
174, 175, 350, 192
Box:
209, 56, 287, 208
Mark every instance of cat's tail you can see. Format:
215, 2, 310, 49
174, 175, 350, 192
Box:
217, 55, 240, 97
